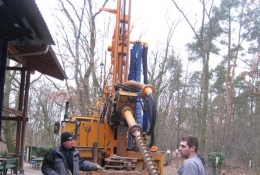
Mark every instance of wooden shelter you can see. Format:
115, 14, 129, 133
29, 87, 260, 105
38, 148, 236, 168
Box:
0, 0, 67, 173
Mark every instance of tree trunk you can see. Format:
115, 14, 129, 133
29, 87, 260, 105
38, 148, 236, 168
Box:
200, 51, 209, 155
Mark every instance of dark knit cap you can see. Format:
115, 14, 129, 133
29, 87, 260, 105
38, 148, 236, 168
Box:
61, 132, 73, 143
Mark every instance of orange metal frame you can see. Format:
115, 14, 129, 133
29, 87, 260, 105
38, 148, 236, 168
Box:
61, 0, 164, 174
101, 0, 131, 94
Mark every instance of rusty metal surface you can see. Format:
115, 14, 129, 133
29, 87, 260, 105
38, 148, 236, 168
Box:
117, 126, 127, 157
104, 155, 137, 171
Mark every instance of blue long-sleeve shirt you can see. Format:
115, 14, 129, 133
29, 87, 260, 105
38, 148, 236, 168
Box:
177, 155, 206, 175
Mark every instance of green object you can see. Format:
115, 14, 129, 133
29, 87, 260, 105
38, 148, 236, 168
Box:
0, 158, 18, 175
208, 152, 225, 166
0, 151, 7, 158
35, 146, 52, 157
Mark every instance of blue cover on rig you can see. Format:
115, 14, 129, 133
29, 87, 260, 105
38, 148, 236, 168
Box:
128, 43, 142, 149
128, 44, 142, 81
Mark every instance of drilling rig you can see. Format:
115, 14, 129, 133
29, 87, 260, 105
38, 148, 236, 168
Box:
57, 0, 164, 174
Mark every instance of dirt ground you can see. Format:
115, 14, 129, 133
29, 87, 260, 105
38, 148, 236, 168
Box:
15, 160, 251, 175
164, 161, 178, 174
164, 159, 251, 175
21, 161, 176, 175
3, 162, 43, 175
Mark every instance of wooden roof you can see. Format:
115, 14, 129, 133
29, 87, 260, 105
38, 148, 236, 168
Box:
0, 0, 67, 80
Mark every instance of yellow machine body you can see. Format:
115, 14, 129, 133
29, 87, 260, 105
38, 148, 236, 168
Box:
61, 114, 164, 174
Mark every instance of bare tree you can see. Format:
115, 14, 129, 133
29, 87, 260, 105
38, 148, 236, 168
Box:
27, 79, 64, 147
213, 0, 260, 154
146, 12, 191, 151
50, 0, 109, 115
2, 59, 18, 153
171, 0, 219, 155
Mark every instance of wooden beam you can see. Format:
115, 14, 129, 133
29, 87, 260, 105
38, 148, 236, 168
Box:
2, 105, 23, 117
6, 67, 24, 71
2, 116, 28, 121
8, 43, 27, 66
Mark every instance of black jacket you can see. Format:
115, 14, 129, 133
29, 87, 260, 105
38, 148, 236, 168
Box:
41, 144, 98, 175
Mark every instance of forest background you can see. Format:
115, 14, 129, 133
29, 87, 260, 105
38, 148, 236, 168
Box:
2, 0, 260, 173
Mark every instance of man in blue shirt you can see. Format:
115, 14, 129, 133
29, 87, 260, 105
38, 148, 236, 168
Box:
177, 135, 205, 175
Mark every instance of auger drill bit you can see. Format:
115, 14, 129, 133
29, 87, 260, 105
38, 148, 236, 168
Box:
122, 106, 160, 175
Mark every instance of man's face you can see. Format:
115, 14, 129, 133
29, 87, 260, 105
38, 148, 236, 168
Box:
62, 139, 74, 149
179, 141, 194, 159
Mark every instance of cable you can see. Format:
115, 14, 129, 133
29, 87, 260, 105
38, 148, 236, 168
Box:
115, 83, 141, 92
146, 94, 156, 136
142, 46, 148, 84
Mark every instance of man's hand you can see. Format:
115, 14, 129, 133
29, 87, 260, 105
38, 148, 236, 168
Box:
96, 164, 102, 171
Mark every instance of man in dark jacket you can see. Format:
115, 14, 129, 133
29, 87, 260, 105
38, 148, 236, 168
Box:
42, 132, 102, 175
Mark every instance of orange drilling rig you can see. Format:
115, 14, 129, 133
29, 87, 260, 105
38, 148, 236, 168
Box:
56, 0, 164, 174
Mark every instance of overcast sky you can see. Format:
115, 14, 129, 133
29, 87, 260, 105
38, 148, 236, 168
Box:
35, 0, 208, 76
35, 0, 201, 53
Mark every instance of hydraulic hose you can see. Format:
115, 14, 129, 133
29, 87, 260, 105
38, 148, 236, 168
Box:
114, 83, 140, 92
142, 98, 149, 132
146, 93, 156, 136
149, 130, 155, 148
142, 46, 148, 84
123, 81, 157, 135
124, 80, 154, 97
